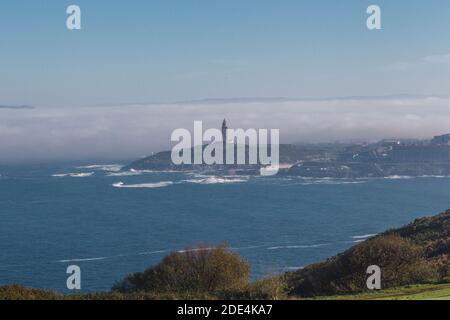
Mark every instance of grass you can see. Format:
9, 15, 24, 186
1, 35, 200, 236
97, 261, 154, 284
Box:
312, 283, 450, 300
2, 283, 450, 300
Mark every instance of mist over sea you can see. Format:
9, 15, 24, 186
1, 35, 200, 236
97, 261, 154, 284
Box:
1, 162, 449, 293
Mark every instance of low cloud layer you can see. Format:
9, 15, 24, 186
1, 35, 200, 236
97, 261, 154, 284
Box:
1, 96, 450, 163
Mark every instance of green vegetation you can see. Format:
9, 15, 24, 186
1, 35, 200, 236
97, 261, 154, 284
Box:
112, 244, 287, 300
0, 246, 287, 300
312, 283, 450, 300
1, 282, 448, 301
113, 244, 250, 295
0, 210, 449, 300
286, 210, 450, 297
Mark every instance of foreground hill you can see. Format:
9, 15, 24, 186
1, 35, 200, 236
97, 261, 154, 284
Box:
286, 210, 450, 297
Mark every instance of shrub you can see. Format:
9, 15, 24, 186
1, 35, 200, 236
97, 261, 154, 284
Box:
287, 234, 439, 297
0, 285, 61, 300
113, 244, 250, 295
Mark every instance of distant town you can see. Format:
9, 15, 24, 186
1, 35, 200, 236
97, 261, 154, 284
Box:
125, 130, 450, 178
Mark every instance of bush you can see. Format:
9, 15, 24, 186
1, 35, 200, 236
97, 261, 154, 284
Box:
287, 234, 439, 297
113, 245, 250, 295
0, 285, 61, 300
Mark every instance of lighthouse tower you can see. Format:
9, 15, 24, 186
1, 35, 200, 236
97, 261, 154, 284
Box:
222, 119, 228, 164
221, 119, 228, 143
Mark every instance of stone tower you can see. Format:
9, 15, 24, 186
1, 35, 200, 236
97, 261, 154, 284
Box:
221, 119, 228, 143
222, 119, 228, 164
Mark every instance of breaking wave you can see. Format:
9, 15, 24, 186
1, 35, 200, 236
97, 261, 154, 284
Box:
112, 181, 173, 188
183, 176, 248, 185
267, 243, 330, 250
107, 169, 181, 177
352, 234, 377, 239
77, 164, 123, 172
58, 257, 108, 263
52, 172, 94, 178
418, 175, 449, 178
384, 175, 415, 180
107, 169, 143, 177
290, 178, 366, 186
302, 181, 365, 185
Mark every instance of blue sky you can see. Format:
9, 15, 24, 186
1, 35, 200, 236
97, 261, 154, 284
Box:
1, 1, 450, 162
1, 0, 450, 107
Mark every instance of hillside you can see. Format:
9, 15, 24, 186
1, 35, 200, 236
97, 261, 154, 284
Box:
286, 210, 450, 297
122, 144, 340, 171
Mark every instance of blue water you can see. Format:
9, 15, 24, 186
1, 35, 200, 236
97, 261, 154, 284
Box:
0, 162, 449, 293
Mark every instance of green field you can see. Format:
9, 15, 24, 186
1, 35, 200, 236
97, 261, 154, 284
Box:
314, 283, 450, 300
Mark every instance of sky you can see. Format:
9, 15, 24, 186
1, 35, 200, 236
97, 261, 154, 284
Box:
1, 1, 450, 162
1, 0, 450, 106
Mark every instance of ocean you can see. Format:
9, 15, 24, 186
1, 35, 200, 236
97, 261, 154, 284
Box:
0, 162, 449, 293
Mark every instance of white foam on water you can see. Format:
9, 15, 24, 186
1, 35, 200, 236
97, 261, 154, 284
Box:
267, 243, 330, 250
138, 250, 169, 256
385, 175, 415, 180
352, 234, 377, 239
52, 172, 95, 178
17, 238, 370, 269
418, 175, 449, 178
58, 257, 107, 263
112, 181, 173, 188
300, 179, 366, 185
183, 176, 249, 185
260, 166, 280, 176
107, 170, 142, 177
77, 164, 123, 172
177, 247, 216, 253
108, 169, 181, 176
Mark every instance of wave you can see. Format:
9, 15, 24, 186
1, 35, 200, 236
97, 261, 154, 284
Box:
384, 175, 450, 180
137, 250, 169, 256
418, 175, 449, 178
267, 243, 330, 250
107, 170, 142, 177
13, 238, 366, 269
52, 172, 94, 178
352, 234, 377, 239
112, 181, 173, 188
384, 175, 415, 180
300, 179, 366, 185
183, 176, 249, 185
107, 169, 183, 177
58, 257, 107, 263
178, 247, 216, 253
77, 164, 123, 172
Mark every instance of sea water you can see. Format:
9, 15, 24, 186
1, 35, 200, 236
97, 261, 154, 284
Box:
0, 162, 449, 293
